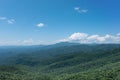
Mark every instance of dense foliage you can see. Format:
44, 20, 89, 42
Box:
0, 43, 120, 80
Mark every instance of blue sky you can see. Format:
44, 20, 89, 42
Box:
0, 0, 120, 45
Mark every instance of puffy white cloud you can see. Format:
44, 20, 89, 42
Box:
69, 32, 88, 40
87, 35, 106, 42
59, 33, 88, 43
59, 32, 120, 43
37, 23, 45, 28
74, 7, 88, 13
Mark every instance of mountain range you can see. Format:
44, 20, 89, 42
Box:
0, 42, 120, 80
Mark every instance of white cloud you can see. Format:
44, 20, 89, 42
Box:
37, 23, 45, 28
0, 16, 15, 24
117, 33, 120, 36
69, 32, 88, 40
80, 10, 88, 13
20, 39, 43, 45
1, 33, 120, 46
7, 19, 15, 24
59, 32, 120, 43
74, 7, 88, 13
74, 7, 80, 11
0, 39, 44, 46
59, 33, 88, 43
22, 38, 34, 44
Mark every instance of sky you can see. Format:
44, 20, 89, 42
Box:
0, 0, 120, 45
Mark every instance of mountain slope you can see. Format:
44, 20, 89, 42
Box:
3, 44, 120, 65
0, 44, 120, 80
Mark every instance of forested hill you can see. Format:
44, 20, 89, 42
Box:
0, 43, 120, 80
